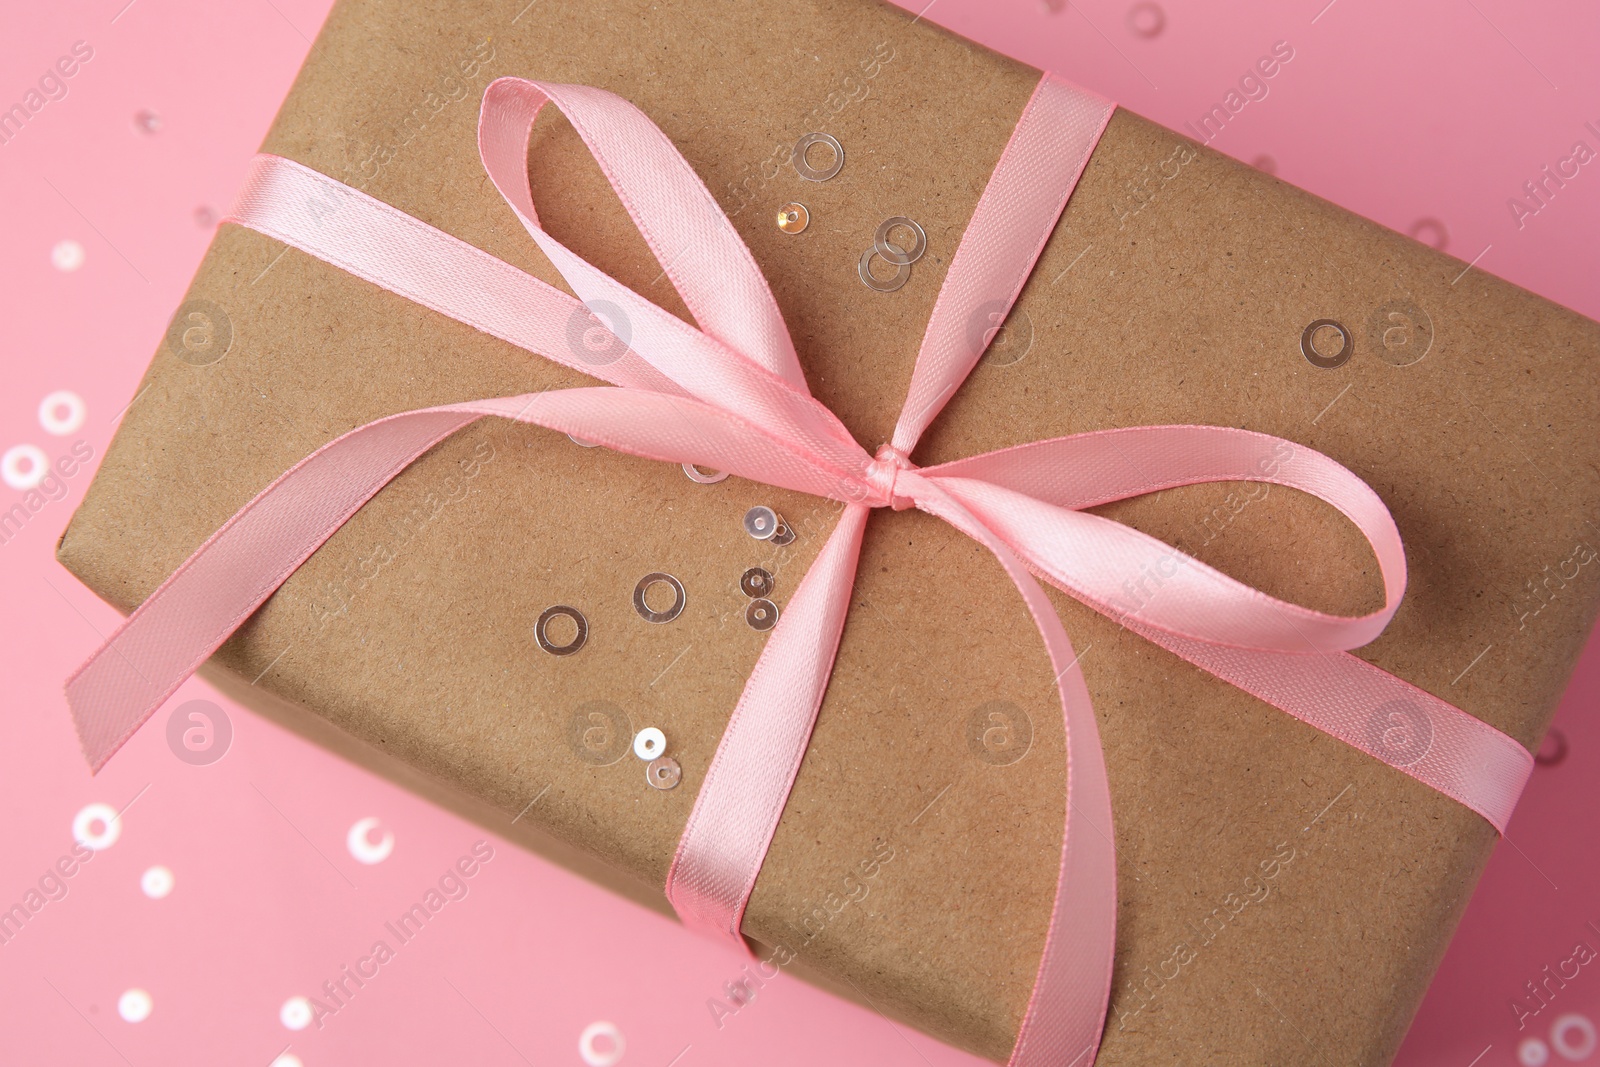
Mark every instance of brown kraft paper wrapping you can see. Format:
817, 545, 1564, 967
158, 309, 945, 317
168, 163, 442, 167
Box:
56, 0, 1600, 1062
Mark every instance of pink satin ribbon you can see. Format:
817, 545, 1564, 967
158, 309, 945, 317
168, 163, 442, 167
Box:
66, 73, 1533, 1066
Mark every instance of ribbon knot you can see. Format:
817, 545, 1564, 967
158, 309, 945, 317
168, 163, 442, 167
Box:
863, 443, 916, 511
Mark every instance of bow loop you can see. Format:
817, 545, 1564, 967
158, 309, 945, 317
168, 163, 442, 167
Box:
477, 77, 870, 476
479, 77, 808, 391
920, 423, 1410, 655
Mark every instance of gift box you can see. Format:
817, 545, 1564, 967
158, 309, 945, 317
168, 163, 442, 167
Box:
56, 0, 1600, 1062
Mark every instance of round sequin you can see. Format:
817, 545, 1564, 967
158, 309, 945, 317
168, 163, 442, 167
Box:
2, 444, 49, 491
633, 572, 686, 623
1126, 2, 1166, 37
1551, 1015, 1597, 1061
858, 248, 910, 293
743, 506, 781, 540
72, 802, 121, 851
1518, 1037, 1550, 1066
579, 1020, 627, 1067
792, 132, 843, 181
141, 866, 175, 899
633, 727, 666, 761
118, 989, 153, 1023
874, 217, 926, 266
777, 203, 810, 234
740, 567, 774, 598
683, 462, 730, 483
536, 605, 589, 655
1535, 728, 1568, 766
1407, 217, 1449, 251
38, 390, 87, 435
50, 240, 85, 272
746, 598, 779, 632
346, 817, 395, 865
646, 756, 682, 790
1300, 318, 1352, 369
280, 996, 313, 1031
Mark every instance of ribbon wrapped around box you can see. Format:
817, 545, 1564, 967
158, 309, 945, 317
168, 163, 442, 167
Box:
58, 0, 1600, 1063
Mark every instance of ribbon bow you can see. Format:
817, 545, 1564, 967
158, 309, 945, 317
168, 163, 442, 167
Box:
67, 74, 1533, 1065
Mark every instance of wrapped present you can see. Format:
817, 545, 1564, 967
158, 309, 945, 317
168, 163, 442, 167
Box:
57, 0, 1600, 1062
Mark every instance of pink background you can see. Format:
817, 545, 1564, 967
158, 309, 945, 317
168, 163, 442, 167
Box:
2, 0, 1596, 1064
